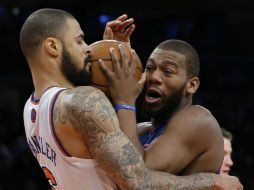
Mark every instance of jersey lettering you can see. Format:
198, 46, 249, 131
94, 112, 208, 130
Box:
27, 136, 57, 165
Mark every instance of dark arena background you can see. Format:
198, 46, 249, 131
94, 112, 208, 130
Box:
0, 0, 253, 189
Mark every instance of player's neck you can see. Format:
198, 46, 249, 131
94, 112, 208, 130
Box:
31, 68, 73, 99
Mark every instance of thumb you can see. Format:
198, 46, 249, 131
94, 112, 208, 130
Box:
138, 72, 146, 91
106, 27, 113, 40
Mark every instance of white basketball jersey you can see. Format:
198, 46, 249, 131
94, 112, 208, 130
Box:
23, 87, 118, 190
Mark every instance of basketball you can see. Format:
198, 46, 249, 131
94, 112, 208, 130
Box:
89, 40, 143, 96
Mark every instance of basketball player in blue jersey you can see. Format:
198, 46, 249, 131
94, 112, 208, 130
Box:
101, 39, 223, 174
20, 8, 242, 190
100, 37, 240, 178
139, 40, 224, 175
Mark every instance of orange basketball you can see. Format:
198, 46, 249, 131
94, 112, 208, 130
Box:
89, 40, 143, 95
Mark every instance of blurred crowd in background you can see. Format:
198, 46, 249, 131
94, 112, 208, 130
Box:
0, 0, 253, 189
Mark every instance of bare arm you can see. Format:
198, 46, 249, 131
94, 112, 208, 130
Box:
116, 107, 144, 155
59, 86, 242, 190
99, 45, 146, 155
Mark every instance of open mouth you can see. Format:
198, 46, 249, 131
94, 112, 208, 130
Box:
145, 88, 162, 104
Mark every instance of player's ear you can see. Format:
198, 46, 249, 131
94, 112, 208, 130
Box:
45, 37, 62, 57
186, 77, 200, 94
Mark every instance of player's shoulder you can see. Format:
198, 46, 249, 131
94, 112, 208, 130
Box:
58, 86, 108, 110
167, 105, 221, 144
172, 105, 219, 131
180, 105, 215, 120
192, 105, 217, 121
61, 86, 106, 100
190, 105, 220, 131
66, 86, 104, 96
185, 104, 211, 114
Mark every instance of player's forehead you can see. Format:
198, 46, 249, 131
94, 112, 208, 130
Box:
149, 48, 186, 68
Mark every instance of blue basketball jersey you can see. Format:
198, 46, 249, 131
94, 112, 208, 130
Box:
139, 120, 168, 147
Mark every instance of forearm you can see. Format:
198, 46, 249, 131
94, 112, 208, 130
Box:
91, 132, 216, 190
117, 109, 144, 156
116, 163, 216, 190
141, 172, 215, 190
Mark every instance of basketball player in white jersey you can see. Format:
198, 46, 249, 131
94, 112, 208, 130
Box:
20, 8, 242, 190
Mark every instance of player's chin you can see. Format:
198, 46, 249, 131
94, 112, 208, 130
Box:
144, 101, 159, 109
144, 103, 162, 115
